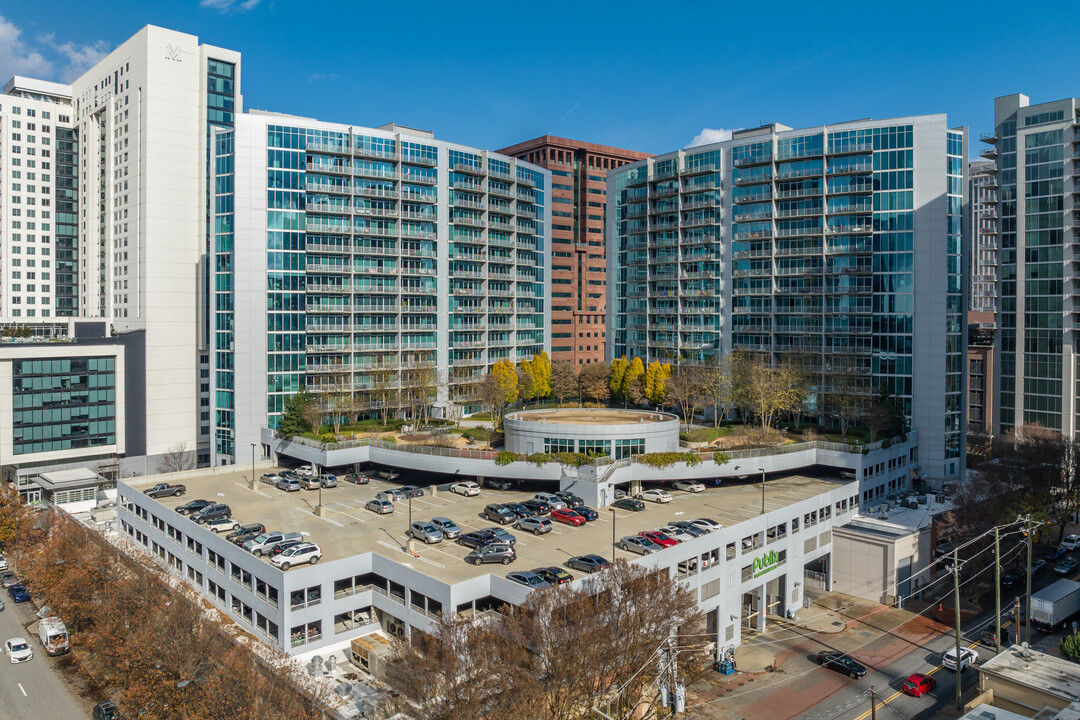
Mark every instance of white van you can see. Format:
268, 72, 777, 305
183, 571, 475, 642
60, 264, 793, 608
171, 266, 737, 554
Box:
38, 616, 69, 656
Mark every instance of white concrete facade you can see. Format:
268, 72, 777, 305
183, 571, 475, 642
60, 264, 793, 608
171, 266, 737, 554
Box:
502, 408, 679, 455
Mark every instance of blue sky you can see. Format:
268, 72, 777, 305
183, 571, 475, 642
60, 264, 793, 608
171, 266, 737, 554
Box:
2, 1, 1078, 157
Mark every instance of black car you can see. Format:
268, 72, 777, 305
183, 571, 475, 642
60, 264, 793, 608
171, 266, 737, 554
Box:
555, 491, 585, 509
816, 651, 867, 679
175, 498, 212, 515
486, 478, 514, 491
668, 520, 709, 538
980, 627, 1011, 647
522, 499, 551, 516
399, 485, 425, 499
93, 701, 121, 720
1000, 569, 1023, 588
575, 506, 599, 521
344, 473, 370, 485
1045, 547, 1068, 563
613, 497, 645, 512
534, 566, 573, 585
268, 538, 304, 557
227, 523, 265, 545
460, 531, 498, 549
192, 504, 232, 524
502, 502, 534, 519
567, 554, 610, 574
484, 504, 517, 525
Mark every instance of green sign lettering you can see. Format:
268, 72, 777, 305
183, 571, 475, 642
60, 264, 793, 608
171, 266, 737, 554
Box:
752, 550, 780, 578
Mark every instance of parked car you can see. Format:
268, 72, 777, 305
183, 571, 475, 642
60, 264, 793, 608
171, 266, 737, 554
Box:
205, 516, 239, 533
1000, 569, 1023, 588
192, 503, 231, 524
554, 491, 585, 509
92, 701, 121, 720
522, 499, 552, 516
7, 584, 30, 603
575, 506, 599, 521
1045, 547, 1068, 562
943, 646, 979, 671
374, 470, 400, 481
450, 481, 481, 497
515, 516, 553, 535
617, 536, 662, 555
816, 651, 866, 679
431, 517, 462, 539
690, 518, 723, 532
399, 485, 424, 499
658, 525, 697, 542
1055, 557, 1080, 576
673, 480, 705, 493
502, 502, 534, 519
376, 489, 406, 503
460, 531, 498, 549
1032, 558, 1047, 574
484, 504, 517, 525
567, 555, 610, 574
639, 488, 673, 504
638, 530, 679, 547
613, 487, 628, 499
175, 498, 212, 515
613, 498, 645, 512
486, 478, 513, 491
1003, 605, 1027, 625
294, 466, 314, 477
270, 542, 322, 570
344, 473, 370, 485
534, 493, 568, 511
260, 472, 283, 485
407, 522, 443, 544
981, 627, 1011, 647
5, 637, 32, 663
668, 521, 709, 538
507, 571, 551, 590
276, 478, 302, 493
901, 673, 936, 697
227, 523, 265, 545
1061, 534, 1080, 551
318, 474, 338, 488
366, 498, 394, 515
533, 566, 573, 585
297, 476, 321, 490
0, 572, 18, 588
144, 483, 186, 498
0, 555, 8, 571
551, 508, 586, 526
244, 531, 302, 557
465, 543, 516, 566
483, 527, 517, 545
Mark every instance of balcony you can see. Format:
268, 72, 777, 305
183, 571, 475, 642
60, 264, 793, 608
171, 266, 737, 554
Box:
355, 186, 399, 200
354, 146, 398, 162
356, 166, 399, 181
356, 207, 398, 219
732, 175, 772, 186
306, 140, 351, 156
306, 161, 350, 176
980, 146, 999, 160
979, 131, 998, 144
732, 229, 772, 241
401, 190, 437, 204
305, 180, 350, 195
775, 167, 823, 181
733, 156, 771, 168
826, 162, 872, 175
827, 141, 873, 155
401, 154, 437, 167
306, 221, 350, 235
776, 206, 823, 219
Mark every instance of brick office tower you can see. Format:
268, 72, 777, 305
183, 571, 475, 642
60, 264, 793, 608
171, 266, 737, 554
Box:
499, 137, 650, 366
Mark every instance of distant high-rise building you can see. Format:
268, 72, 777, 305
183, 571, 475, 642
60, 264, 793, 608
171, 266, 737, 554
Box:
608, 116, 967, 486
990, 93, 1080, 435
499, 136, 649, 366
968, 159, 999, 313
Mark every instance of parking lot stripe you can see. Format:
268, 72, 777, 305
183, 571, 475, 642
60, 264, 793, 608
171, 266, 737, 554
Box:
310, 513, 344, 527
234, 482, 271, 498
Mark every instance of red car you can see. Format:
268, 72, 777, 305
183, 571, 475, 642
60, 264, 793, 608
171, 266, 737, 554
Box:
638, 531, 678, 548
902, 673, 936, 697
551, 508, 586, 526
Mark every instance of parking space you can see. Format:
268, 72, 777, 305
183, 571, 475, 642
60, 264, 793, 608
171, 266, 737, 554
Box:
135, 469, 845, 584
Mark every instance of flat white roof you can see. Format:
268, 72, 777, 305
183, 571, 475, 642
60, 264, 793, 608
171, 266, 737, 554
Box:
981, 645, 1080, 704
3, 75, 72, 100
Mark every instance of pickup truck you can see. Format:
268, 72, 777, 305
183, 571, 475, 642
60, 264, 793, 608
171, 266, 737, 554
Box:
144, 483, 186, 498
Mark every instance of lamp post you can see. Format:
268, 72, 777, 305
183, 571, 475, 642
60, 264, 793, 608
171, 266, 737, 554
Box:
250, 442, 257, 489
758, 468, 766, 514
610, 508, 617, 560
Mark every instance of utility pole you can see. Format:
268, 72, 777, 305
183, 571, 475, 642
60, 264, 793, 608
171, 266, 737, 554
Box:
1015, 596, 1021, 646
994, 526, 1002, 654
759, 468, 766, 514
870, 685, 877, 720
1019, 514, 1041, 646
951, 548, 963, 710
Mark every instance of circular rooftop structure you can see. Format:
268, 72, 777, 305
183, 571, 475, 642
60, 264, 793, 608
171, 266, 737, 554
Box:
503, 408, 679, 458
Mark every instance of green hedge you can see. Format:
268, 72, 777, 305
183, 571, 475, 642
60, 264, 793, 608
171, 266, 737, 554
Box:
495, 451, 520, 466
634, 452, 702, 470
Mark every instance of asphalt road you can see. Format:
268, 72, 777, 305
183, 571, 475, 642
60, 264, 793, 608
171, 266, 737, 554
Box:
0, 594, 88, 719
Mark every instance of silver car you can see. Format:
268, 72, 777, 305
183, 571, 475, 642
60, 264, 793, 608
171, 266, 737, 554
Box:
515, 516, 553, 536
617, 536, 662, 555
431, 517, 461, 539
407, 521, 443, 544
366, 498, 394, 514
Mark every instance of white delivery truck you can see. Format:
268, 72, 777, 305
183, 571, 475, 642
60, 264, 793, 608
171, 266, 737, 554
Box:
38, 616, 70, 656
1031, 579, 1080, 632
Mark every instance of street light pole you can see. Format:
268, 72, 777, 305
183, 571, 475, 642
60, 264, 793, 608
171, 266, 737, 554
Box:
758, 468, 766, 514
250, 442, 257, 491
610, 508, 616, 560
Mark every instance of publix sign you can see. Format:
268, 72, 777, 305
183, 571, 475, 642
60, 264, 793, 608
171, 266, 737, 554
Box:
752, 550, 780, 578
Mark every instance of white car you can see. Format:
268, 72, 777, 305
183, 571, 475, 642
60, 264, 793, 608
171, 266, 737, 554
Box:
674, 481, 705, 493
658, 525, 697, 542
0, 555, 8, 571
205, 517, 239, 533
1061, 534, 1080, 551
5, 637, 32, 663
295, 466, 314, 477
639, 489, 673, 504
690, 518, 724, 532
450, 481, 481, 497
270, 542, 322, 571
942, 646, 979, 671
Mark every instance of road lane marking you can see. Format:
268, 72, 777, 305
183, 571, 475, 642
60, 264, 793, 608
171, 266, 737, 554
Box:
17, 683, 25, 697
850, 639, 982, 720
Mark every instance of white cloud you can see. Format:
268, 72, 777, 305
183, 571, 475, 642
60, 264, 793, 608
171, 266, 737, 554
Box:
686, 127, 736, 148
200, 0, 261, 12
0, 16, 111, 84
0, 15, 54, 80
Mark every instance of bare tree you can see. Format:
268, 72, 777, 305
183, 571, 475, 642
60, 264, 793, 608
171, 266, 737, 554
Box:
668, 366, 708, 433
578, 363, 611, 404
157, 441, 196, 474
365, 367, 399, 426
824, 358, 869, 439
550, 360, 579, 404
733, 355, 807, 430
